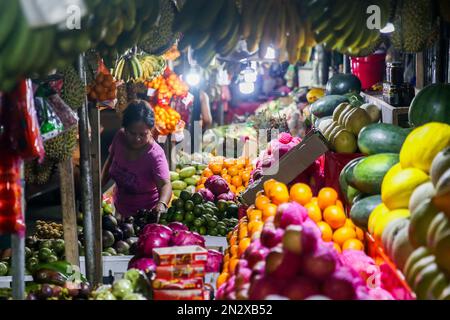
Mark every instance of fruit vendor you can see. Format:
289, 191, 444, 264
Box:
101, 100, 172, 219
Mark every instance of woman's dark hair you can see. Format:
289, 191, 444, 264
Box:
122, 100, 155, 129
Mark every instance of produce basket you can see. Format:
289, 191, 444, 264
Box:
79, 256, 132, 281
366, 233, 416, 300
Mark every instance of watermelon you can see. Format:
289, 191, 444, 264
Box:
326, 74, 362, 96
409, 83, 450, 127
350, 195, 382, 230
350, 153, 399, 195
358, 124, 412, 155
310, 95, 349, 118
342, 156, 365, 191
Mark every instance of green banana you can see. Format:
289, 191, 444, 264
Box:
122, 0, 137, 32
33, 28, 56, 73
240, 0, 258, 39
219, 23, 240, 57
246, 0, 274, 53
212, 0, 236, 41
2, 15, 32, 75
197, 0, 226, 31
0, 0, 20, 48
191, 32, 212, 50
173, 0, 208, 33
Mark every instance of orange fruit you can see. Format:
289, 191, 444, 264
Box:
255, 195, 271, 210
196, 184, 205, 191
305, 203, 322, 223
227, 166, 239, 177
231, 175, 243, 187
262, 203, 278, 221
202, 167, 213, 178
223, 253, 230, 263
239, 225, 248, 240
229, 185, 237, 193
270, 182, 290, 205
344, 218, 356, 229
318, 187, 338, 210
336, 200, 345, 211
221, 168, 228, 176
333, 242, 342, 253
236, 158, 246, 169
217, 272, 229, 288
248, 221, 264, 235
263, 179, 277, 196
323, 205, 346, 229
229, 258, 239, 274
238, 237, 251, 256
222, 174, 232, 184
236, 186, 246, 194
224, 158, 236, 168
290, 183, 313, 205
332, 227, 357, 247
342, 238, 364, 251
317, 221, 333, 242
229, 235, 237, 246
355, 227, 365, 241
247, 209, 262, 222
242, 171, 251, 183
310, 197, 319, 204
209, 163, 223, 175
230, 245, 238, 257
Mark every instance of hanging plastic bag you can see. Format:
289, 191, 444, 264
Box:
2, 79, 45, 161
34, 95, 64, 141
0, 154, 25, 235
87, 59, 117, 109
47, 94, 79, 129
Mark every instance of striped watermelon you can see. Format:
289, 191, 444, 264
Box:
409, 84, 450, 127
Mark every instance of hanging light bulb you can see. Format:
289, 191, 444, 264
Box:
239, 82, 255, 94
265, 46, 276, 60
380, 22, 395, 33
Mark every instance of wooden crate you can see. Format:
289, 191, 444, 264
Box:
361, 92, 410, 127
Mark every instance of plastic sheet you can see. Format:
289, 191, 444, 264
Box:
1, 80, 45, 161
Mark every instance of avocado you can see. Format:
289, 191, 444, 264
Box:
226, 204, 239, 219
192, 193, 203, 205
102, 230, 115, 249
180, 190, 192, 201
193, 205, 203, 217
102, 215, 118, 232
174, 198, 185, 209
184, 200, 195, 212
217, 200, 228, 213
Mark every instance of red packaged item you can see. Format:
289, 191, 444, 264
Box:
2, 79, 45, 161
152, 277, 204, 290
153, 246, 208, 266
155, 264, 206, 280
0, 154, 25, 235
153, 289, 205, 300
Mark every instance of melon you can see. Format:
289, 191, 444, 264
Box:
413, 263, 443, 300
381, 217, 409, 258
390, 223, 414, 271
425, 272, 449, 300
409, 83, 450, 127
435, 231, 450, 275
345, 108, 372, 136
403, 247, 431, 277
408, 182, 436, 214
332, 102, 350, 122
406, 255, 436, 287
408, 199, 439, 248
426, 212, 450, 252
430, 147, 450, 186
326, 73, 362, 96
368, 203, 390, 235
332, 130, 358, 154
373, 209, 411, 242
360, 103, 381, 123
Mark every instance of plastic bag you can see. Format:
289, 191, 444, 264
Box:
34, 96, 64, 141
1, 79, 45, 160
0, 154, 25, 235
47, 94, 79, 129
206, 249, 224, 273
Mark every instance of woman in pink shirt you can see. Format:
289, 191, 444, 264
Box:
101, 100, 172, 219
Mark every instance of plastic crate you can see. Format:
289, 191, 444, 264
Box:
204, 236, 228, 253
79, 256, 132, 280
0, 276, 34, 288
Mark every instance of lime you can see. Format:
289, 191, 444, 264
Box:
190, 226, 199, 233
227, 204, 239, 219
199, 226, 207, 235
38, 248, 53, 262
215, 211, 225, 220
0, 262, 8, 277
39, 240, 53, 250
218, 227, 227, 237
209, 228, 218, 236
217, 200, 228, 213
174, 198, 185, 209
53, 239, 65, 256
203, 214, 213, 222
217, 221, 226, 229
174, 212, 184, 222
180, 190, 192, 201
204, 208, 215, 216
185, 212, 195, 223
184, 200, 195, 212
193, 205, 203, 217
208, 219, 217, 229
47, 255, 58, 263
26, 257, 39, 273
192, 193, 203, 205
167, 206, 176, 215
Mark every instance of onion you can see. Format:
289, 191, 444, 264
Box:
274, 202, 308, 229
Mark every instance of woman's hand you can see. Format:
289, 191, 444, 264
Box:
154, 202, 168, 218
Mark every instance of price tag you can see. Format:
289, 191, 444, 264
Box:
20, 0, 87, 28
147, 88, 157, 97
182, 93, 194, 106
172, 131, 184, 143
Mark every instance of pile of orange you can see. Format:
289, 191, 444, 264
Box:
146, 67, 189, 102
154, 105, 182, 135
197, 157, 253, 195
87, 72, 117, 102
301, 186, 365, 253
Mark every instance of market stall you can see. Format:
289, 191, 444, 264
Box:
0, 0, 450, 301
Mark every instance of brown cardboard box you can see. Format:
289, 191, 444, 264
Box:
241, 129, 329, 205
